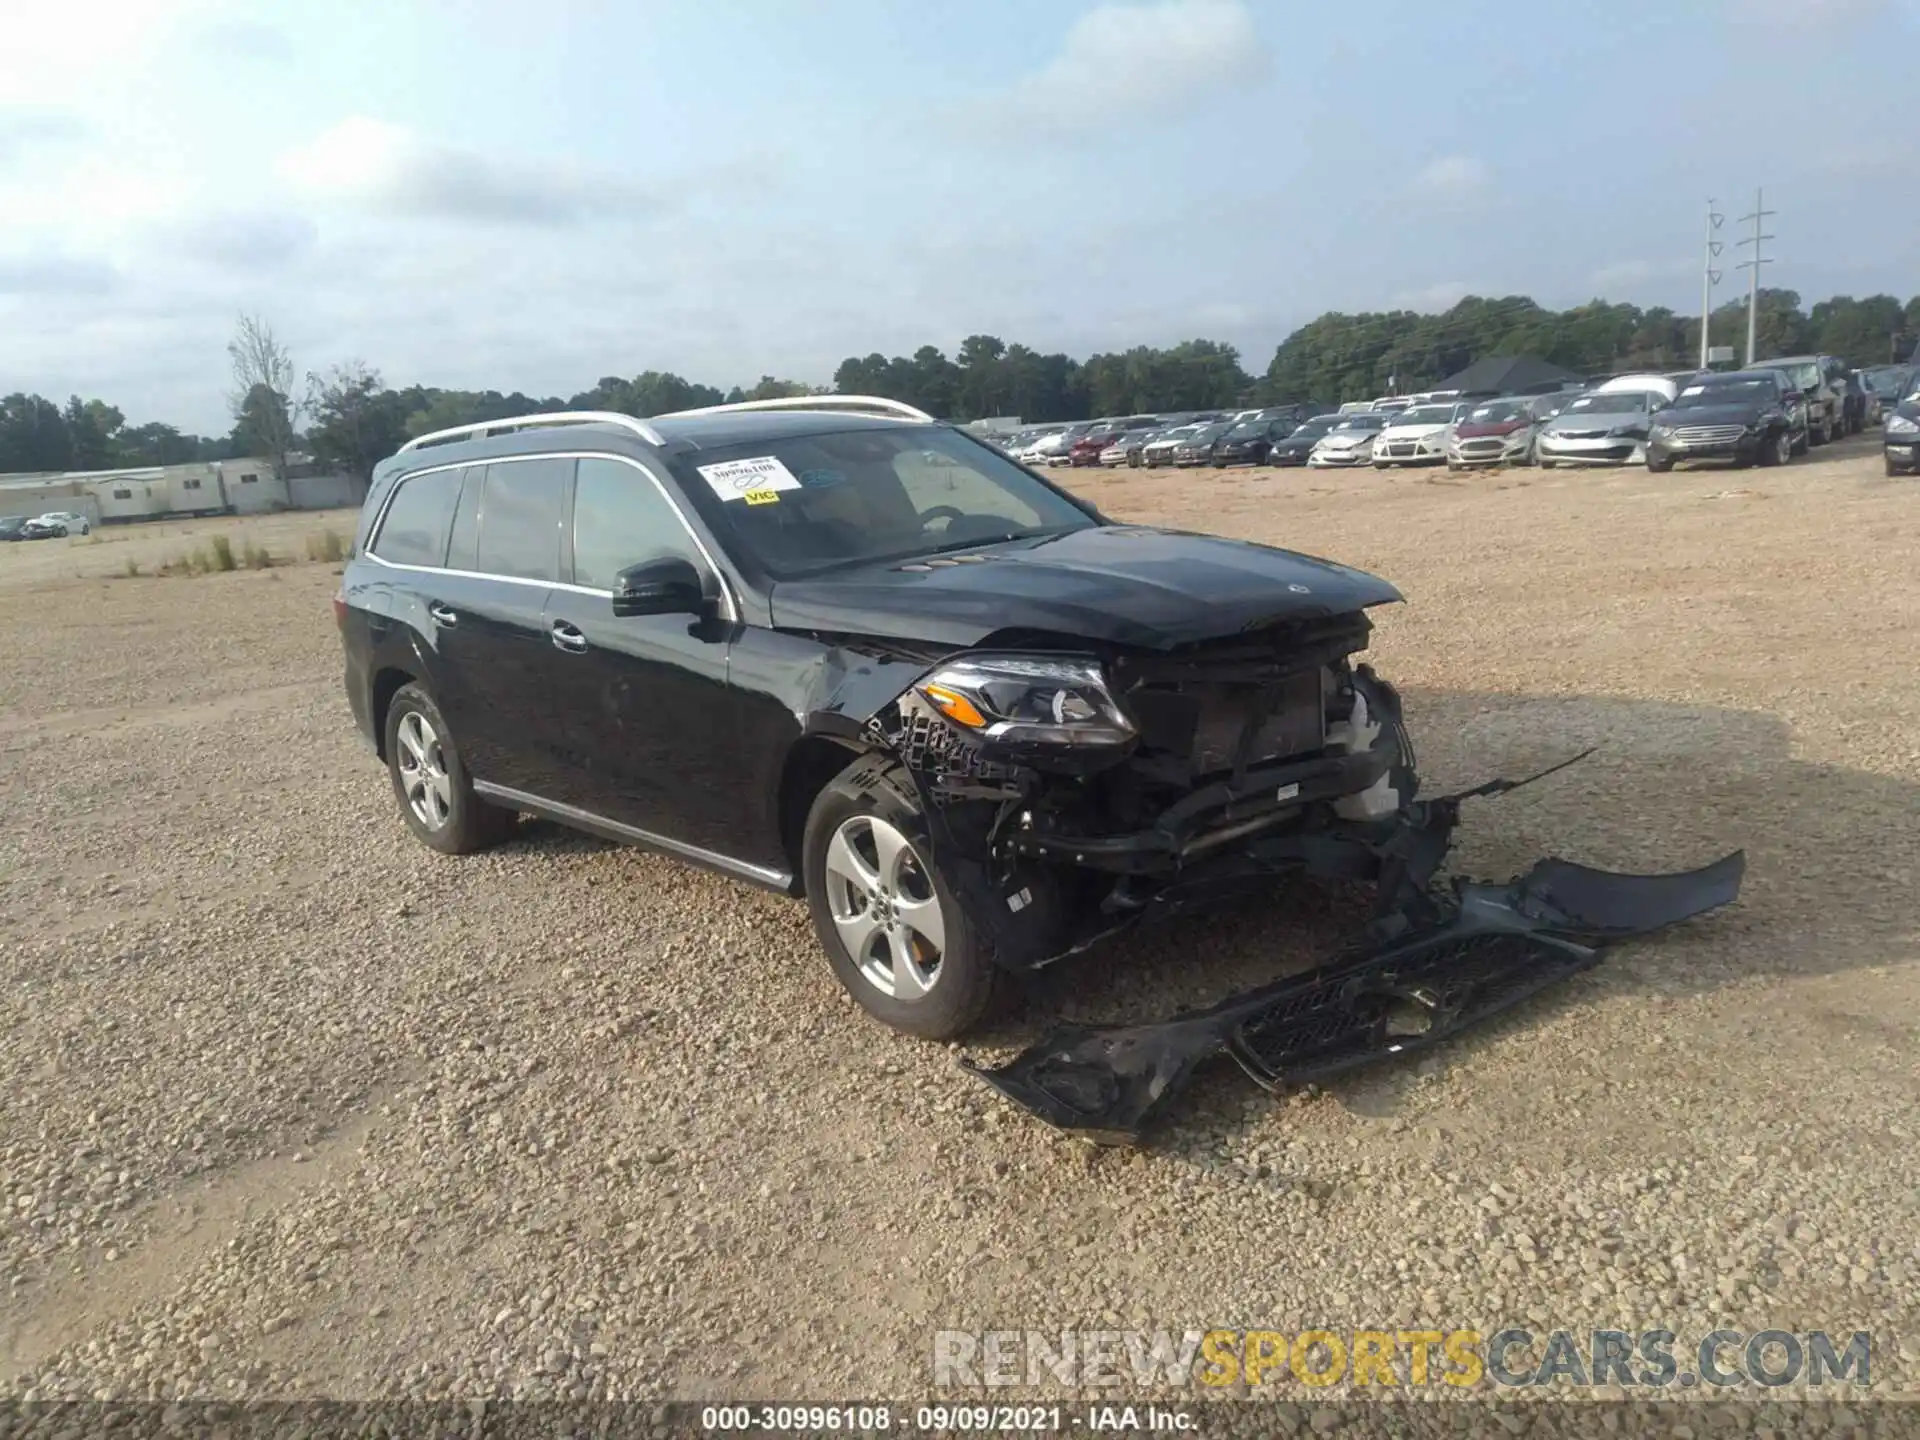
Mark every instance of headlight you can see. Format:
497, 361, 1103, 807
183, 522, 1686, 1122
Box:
1649, 423, 1672, 437
915, 655, 1136, 748
1887, 414, 1919, 436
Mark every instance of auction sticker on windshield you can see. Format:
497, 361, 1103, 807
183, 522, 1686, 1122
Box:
696, 455, 803, 501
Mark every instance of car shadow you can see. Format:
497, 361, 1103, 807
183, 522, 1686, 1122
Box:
967, 685, 1916, 1135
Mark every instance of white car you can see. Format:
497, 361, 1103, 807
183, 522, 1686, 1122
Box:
1016, 429, 1074, 464
1372, 402, 1470, 468
1307, 413, 1388, 468
27, 510, 92, 536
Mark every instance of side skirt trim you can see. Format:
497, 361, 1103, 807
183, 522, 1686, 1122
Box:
472, 781, 793, 893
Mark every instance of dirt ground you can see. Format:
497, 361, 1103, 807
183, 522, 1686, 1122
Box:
2, 439, 1917, 1410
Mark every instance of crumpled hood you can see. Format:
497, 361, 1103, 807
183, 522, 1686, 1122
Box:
768, 525, 1403, 649
1378, 422, 1451, 441
1316, 432, 1376, 450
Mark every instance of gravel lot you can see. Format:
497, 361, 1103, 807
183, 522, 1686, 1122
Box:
2, 441, 1917, 1411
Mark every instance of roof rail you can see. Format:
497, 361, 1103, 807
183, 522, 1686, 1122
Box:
654, 394, 934, 423
397, 410, 666, 454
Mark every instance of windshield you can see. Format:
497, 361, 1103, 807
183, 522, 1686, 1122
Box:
1766, 361, 1820, 388
1227, 421, 1269, 437
1564, 392, 1651, 415
1187, 424, 1231, 442
1864, 367, 1912, 397
1332, 414, 1386, 432
1672, 379, 1774, 406
669, 427, 1096, 579
1289, 419, 1336, 438
1467, 401, 1527, 424
1393, 405, 1457, 426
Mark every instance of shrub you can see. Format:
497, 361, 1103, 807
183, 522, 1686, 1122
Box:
123, 559, 141, 577
306, 528, 347, 563
242, 541, 273, 570
208, 535, 236, 572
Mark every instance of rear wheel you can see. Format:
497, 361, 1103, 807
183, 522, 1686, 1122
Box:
803, 764, 997, 1040
383, 683, 517, 855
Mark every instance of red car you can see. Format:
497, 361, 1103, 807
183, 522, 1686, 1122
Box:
1068, 428, 1125, 466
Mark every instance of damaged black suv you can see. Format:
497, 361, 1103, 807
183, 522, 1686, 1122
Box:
340, 398, 1739, 1094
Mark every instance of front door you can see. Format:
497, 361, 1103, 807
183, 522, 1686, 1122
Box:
537, 456, 749, 860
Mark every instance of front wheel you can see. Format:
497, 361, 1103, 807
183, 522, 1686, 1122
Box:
1760, 429, 1792, 467
1646, 457, 1673, 473
803, 764, 997, 1040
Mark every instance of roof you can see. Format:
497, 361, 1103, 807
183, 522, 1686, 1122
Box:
1435, 354, 1584, 395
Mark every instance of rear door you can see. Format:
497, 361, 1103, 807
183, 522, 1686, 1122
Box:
539, 455, 747, 858
435, 456, 571, 795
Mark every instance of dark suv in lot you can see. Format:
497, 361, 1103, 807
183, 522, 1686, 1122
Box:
338, 398, 1418, 1038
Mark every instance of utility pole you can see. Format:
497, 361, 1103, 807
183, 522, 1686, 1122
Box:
1735, 188, 1775, 367
1699, 199, 1724, 369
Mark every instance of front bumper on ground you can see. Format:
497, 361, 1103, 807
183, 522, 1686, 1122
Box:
1307, 447, 1372, 468
962, 759, 1745, 1143
1884, 437, 1920, 473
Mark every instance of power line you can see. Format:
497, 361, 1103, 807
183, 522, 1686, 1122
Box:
1700, 198, 1725, 368
1736, 188, 1776, 367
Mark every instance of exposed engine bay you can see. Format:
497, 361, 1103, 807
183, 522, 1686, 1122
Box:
839, 610, 1744, 1141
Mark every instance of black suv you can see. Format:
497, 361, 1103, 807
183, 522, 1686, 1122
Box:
338, 398, 1414, 1038
1646, 370, 1807, 471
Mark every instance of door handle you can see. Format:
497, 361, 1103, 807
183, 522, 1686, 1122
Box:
550, 620, 588, 654
427, 603, 458, 628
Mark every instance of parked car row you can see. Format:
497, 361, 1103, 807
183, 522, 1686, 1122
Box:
0, 510, 92, 540
979, 352, 1912, 481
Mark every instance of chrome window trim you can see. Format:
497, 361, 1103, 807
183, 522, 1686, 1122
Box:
366, 450, 739, 622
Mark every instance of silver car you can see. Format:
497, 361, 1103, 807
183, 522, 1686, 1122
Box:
1535, 391, 1660, 467
1445, 397, 1544, 469
1307, 412, 1389, 468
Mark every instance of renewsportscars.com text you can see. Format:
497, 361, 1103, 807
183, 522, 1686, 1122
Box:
932, 1327, 1871, 1390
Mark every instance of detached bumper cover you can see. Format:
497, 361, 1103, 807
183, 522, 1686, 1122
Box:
963, 776, 1744, 1142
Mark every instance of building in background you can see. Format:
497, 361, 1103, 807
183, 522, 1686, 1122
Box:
0, 456, 354, 524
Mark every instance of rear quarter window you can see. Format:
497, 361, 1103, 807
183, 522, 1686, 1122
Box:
371, 468, 463, 567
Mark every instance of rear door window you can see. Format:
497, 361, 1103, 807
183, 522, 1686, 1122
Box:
473, 457, 573, 583
371, 468, 463, 567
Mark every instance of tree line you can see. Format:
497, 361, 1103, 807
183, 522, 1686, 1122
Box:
5, 289, 1915, 483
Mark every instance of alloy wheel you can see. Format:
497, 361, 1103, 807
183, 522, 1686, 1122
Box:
395, 710, 453, 830
823, 814, 945, 1000
1775, 430, 1792, 466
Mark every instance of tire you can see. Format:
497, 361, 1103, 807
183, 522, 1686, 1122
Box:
1792, 426, 1809, 456
1538, 458, 1556, 469
802, 762, 996, 1040
383, 682, 517, 855
1759, 428, 1792, 467
1646, 457, 1673, 473
1810, 413, 1831, 446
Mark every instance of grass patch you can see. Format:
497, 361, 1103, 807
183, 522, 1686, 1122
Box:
305, 528, 347, 563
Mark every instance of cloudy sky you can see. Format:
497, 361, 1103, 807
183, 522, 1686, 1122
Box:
1, 0, 1915, 433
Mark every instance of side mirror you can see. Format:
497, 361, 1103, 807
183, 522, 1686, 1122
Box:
611, 556, 707, 618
